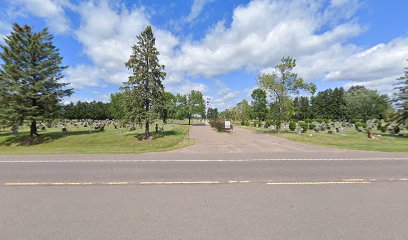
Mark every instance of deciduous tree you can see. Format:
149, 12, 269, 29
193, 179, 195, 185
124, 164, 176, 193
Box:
257, 57, 315, 129
251, 88, 268, 122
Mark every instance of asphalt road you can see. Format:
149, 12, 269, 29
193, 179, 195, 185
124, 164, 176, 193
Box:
1, 125, 408, 239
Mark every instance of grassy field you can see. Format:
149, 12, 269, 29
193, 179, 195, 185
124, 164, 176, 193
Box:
238, 124, 408, 152
0, 122, 193, 154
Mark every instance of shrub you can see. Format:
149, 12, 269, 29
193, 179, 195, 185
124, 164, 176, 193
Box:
355, 122, 367, 129
377, 122, 382, 130
308, 123, 316, 130
394, 125, 400, 134
380, 125, 387, 133
209, 120, 225, 131
244, 121, 250, 126
298, 121, 308, 133
289, 121, 296, 131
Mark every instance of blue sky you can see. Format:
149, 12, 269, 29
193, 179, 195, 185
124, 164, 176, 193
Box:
0, 0, 408, 110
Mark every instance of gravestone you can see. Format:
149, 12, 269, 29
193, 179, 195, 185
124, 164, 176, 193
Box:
12, 126, 18, 135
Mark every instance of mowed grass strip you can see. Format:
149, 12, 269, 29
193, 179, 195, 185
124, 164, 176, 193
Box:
0, 124, 192, 154
239, 125, 408, 152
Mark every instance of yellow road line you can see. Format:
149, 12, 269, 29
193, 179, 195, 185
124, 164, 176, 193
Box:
139, 181, 221, 185
266, 181, 371, 185
3, 182, 130, 186
343, 178, 367, 182
228, 180, 252, 183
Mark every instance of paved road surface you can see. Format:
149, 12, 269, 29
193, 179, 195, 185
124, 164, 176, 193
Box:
1, 125, 408, 239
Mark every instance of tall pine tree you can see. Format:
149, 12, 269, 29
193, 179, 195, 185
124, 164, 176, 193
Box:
123, 26, 165, 139
394, 60, 408, 125
0, 24, 72, 135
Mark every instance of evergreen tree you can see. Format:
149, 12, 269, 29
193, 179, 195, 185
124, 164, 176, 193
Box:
393, 61, 408, 125
311, 87, 347, 120
123, 26, 165, 139
293, 96, 311, 120
0, 24, 72, 135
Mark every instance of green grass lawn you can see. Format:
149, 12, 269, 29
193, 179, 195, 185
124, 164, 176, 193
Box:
0, 123, 193, 154
238, 124, 408, 152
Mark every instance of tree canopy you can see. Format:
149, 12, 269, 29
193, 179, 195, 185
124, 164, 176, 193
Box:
257, 57, 316, 128
122, 26, 165, 138
0, 24, 72, 135
393, 60, 408, 125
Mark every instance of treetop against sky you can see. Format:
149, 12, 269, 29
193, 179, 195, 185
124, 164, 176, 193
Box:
0, 0, 407, 111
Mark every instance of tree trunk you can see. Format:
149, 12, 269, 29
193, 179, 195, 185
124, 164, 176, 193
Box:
145, 120, 149, 139
188, 114, 191, 125
30, 120, 37, 136
145, 98, 150, 139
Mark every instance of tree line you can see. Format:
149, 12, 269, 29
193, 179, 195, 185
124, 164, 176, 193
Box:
0, 24, 407, 137
108, 90, 205, 125
221, 57, 404, 128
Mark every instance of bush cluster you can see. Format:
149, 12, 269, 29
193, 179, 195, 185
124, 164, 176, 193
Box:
209, 120, 231, 132
298, 121, 308, 133
240, 121, 250, 126
308, 123, 316, 130
289, 121, 296, 131
355, 122, 367, 129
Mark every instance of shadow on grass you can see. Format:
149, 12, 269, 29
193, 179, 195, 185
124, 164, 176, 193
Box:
133, 130, 183, 141
0, 130, 102, 146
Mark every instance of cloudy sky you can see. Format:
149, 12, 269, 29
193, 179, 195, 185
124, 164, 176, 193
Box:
0, 0, 407, 110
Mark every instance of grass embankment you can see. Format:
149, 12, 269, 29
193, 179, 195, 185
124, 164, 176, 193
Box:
239, 124, 408, 152
0, 123, 192, 154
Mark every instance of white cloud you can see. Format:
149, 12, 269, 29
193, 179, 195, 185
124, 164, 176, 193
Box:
186, 0, 211, 23
64, 65, 107, 89
170, 0, 364, 78
7, 0, 70, 33
324, 37, 408, 83
71, 0, 206, 94
206, 80, 241, 110
344, 75, 399, 95
12, 0, 406, 102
